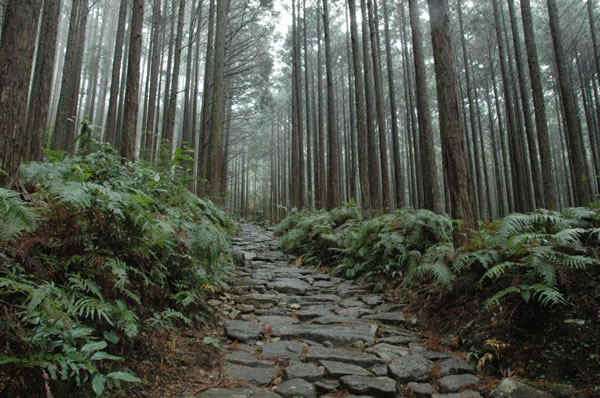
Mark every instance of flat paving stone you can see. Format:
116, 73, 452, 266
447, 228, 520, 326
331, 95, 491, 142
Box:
238, 294, 280, 307
388, 354, 434, 382
225, 320, 263, 343
271, 323, 377, 346
363, 311, 407, 325
320, 360, 373, 377
267, 279, 311, 295
490, 378, 551, 398
256, 315, 298, 327
440, 357, 474, 375
314, 380, 340, 393
310, 316, 364, 325
285, 362, 325, 381
379, 334, 420, 344
248, 392, 282, 398
407, 382, 438, 396
305, 346, 385, 367
337, 307, 375, 318
295, 307, 335, 321
195, 388, 255, 398
274, 378, 316, 398
370, 364, 388, 376
225, 363, 277, 385
225, 351, 273, 368
366, 343, 410, 361
432, 392, 483, 398
340, 375, 397, 398
438, 374, 481, 393
260, 341, 304, 360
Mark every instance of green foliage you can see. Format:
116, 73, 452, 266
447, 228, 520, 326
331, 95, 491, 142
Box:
334, 208, 452, 279
278, 204, 361, 267
0, 143, 233, 396
278, 206, 599, 312
0, 187, 38, 241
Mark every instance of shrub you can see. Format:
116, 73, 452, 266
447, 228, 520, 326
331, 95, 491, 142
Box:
0, 143, 233, 396
278, 207, 599, 310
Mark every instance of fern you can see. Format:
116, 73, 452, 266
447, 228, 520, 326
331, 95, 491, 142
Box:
479, 262, 518, 284
0, 188, 38, 242
414, 262, 455, 290
67, 274, 103, 300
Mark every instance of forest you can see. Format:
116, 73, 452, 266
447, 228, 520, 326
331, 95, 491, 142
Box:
0, 0, 600, 396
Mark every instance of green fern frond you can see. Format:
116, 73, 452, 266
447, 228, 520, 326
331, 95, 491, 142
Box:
67, 275, 103, 300
479, 262, 518, 284
414, 262, 455, 290
484, 286, 521, 309
0, 188, 38, 242
547, 251, 595, 270
452, 249, 497, 273
553, 228, 586, 246
531, 284, 567, 306
70, 296, 114, 325
527, 250, 558, 287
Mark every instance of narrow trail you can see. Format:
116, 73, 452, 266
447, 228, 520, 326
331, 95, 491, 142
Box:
197, 224, 483, 398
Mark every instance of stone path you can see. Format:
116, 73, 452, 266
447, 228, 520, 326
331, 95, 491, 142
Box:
197, 224, 483, 398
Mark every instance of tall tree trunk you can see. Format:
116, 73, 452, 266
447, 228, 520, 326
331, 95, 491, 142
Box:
520, 0, 557, 209
507, 0, 543, 209
347, 0, 371, 210
303, 0, 313, 207
409, 0, 441, 213
492, 0, 529, 212
291, 0, 305, 208
367, 0, 391, 211
360, 0, 381, 210
456, 0, 485, 218
316, 1, 327, 208
104, 0, 128, 146
182, 0, 199, 148
207, 0, 229, 201
164, 0, 186, 154
0, 0, 41, 185
383, 0, 403, 208
547, 0, 591, 205
121, 0, 145, 161
145, 0, 162, 162
26, 0, 61, 161
198, 0, 216, 191
323, 0, 340, 209
53, 0, 89, 152
427, 0, 476, 238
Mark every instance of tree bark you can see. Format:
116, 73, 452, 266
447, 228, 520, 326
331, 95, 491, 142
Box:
26, 0, 61, 162
145, 0, 162, 162
368, 0, 391, 211
53, 0, 89, 152
427, 0, 476, 238
121, 0, 145, 161
207, 0, 229, 201
409, 0, 441, 213
360, 0, 381, 210
547, 0, 591, 205
164, 0, 187, 153
323, 0, 340, 209
0, 0, 41, 185
520, 0, 557, 209
104, 0, 128, 147
383, 0, 403, 209
347, 0, 371, 210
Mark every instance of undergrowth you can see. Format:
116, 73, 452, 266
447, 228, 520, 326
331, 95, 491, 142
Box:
0, 142, 233, 396
278, 205, 599, 309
